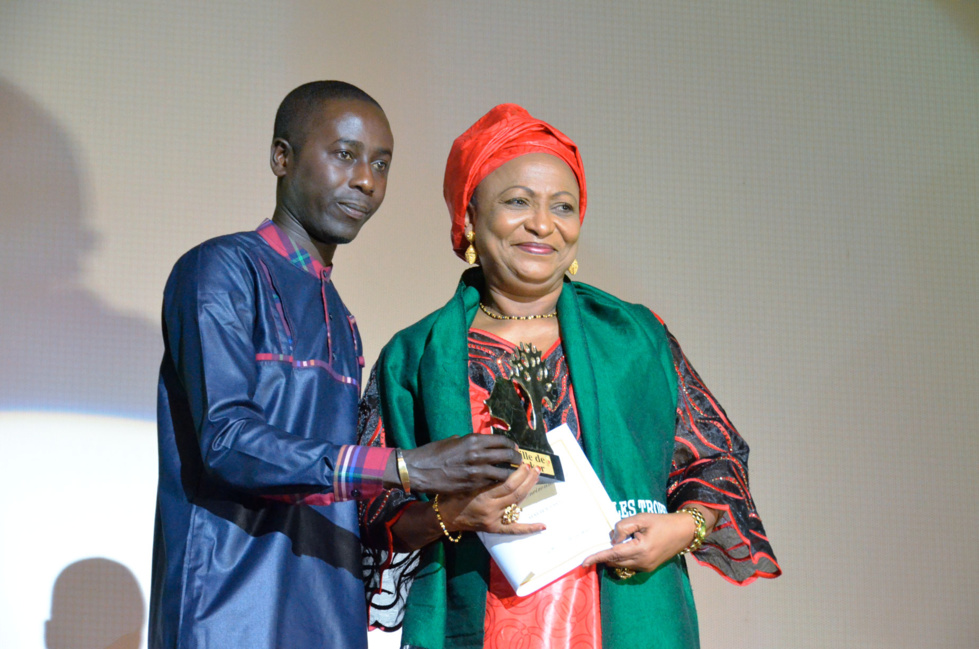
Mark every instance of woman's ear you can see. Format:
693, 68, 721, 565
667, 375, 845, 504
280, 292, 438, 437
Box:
465, 198, 477, 231
463, 201, 479, 264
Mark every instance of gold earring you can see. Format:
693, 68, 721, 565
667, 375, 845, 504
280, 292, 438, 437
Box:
464, 230, 478, 265
568, 258, 578, 275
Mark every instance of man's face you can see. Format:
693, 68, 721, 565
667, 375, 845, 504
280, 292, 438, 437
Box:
276, 99, 394, 246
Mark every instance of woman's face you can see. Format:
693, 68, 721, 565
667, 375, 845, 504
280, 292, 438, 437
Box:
469, 153, 581, 298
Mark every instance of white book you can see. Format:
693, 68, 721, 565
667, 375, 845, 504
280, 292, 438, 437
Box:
477, 424, 621, 597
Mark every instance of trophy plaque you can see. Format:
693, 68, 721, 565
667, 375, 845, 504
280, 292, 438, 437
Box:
485, 343, 565, 483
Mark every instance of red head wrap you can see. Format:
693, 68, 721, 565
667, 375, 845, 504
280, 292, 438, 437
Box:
444, 104, 587, 260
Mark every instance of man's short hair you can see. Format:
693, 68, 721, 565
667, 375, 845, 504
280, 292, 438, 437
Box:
273, 81, 383, 152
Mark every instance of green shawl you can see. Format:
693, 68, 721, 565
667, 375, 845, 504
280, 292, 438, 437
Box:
376, 269, 699, 649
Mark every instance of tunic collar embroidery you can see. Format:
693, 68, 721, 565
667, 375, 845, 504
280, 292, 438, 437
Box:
257, 219, 332, 280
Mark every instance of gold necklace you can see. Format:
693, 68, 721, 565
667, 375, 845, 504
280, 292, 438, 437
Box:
479, 302, 557, 321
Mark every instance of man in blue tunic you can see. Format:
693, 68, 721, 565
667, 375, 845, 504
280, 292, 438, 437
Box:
150, 81, 522, 649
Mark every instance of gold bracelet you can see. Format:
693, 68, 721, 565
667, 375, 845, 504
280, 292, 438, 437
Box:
433, 495, 461, 543
677, 507, 707, 556
395, 448, 411, 495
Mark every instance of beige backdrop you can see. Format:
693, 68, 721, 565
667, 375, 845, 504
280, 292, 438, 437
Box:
1, 1, 977, 648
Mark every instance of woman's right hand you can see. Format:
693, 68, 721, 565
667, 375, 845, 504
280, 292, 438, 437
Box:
437, 463, 545, 535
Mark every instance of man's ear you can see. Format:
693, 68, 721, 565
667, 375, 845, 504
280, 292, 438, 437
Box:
270, 138, 292, 177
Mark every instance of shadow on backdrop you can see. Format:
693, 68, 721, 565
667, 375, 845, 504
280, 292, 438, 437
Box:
0, 79, 160, 420
45, 558, 143, 649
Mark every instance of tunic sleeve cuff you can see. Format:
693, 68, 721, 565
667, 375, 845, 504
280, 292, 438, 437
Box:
334, 445, 394, 501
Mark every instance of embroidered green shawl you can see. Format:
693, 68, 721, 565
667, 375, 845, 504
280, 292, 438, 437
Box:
376, 269, 699, 648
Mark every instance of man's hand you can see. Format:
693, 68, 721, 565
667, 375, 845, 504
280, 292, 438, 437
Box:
401, 434, 522, 494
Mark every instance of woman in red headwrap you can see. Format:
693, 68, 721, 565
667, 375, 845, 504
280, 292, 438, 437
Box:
357, 104, 780, 649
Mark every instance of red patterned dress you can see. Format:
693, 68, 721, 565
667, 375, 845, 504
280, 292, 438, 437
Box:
359, 326, 780, 647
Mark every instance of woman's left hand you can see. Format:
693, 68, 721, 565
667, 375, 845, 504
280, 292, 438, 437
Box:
581, 512, 698, 574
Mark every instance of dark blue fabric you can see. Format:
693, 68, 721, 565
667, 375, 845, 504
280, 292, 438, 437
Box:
150, 230, 367, 648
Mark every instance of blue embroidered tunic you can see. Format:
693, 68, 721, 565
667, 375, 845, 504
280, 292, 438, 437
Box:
151, 221, 389, 649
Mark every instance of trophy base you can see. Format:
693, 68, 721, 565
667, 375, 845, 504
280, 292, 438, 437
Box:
509, 448, 564, 483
